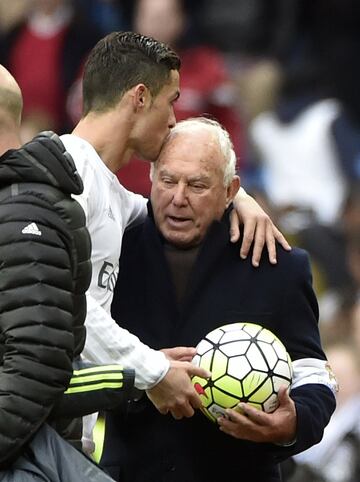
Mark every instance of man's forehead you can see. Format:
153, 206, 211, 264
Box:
160, 132, 223, 165
158, 165, 208, 176
157, 157, 219, 179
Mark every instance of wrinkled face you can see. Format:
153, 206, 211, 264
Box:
151, 128, 238, 248
135, 69, 179, 162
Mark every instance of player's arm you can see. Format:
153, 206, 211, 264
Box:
122, 187, 149, 229
83, 295, 209, 419
146, 357, 211, 419
0, 208, 76, 469
230, 187, 291, 266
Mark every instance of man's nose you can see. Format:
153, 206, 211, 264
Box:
168, 109, 176, 129
172, 184, 187, 206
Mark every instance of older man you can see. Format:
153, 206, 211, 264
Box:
102, 117, 337, 482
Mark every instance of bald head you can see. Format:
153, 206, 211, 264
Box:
0, 65, 22, 153
0, 65, 23, 125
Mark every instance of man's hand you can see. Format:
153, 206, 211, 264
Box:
230, 188, 291, 267
146, 360, 210, 419
161, 346, 196, 362
217, 386, 297, 444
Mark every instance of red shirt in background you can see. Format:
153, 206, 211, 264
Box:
10, 25, 68, 130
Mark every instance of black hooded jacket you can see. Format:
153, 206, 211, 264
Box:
0, 132, 91, 468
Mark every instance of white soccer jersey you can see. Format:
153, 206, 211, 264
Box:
61, 134, 169, 390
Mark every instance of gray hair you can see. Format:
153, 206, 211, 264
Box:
150, 117, 238, 186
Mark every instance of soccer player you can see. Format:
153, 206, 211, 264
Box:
105, 117, 337, 482
59, 33, 291, 439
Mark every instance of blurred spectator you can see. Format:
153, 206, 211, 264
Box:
347, 219, 360, 346
347, 233, 360, 297
0, 0, 29, 34
199, 0, 297, 57
234, 60, 282, 125
0, 0, 101, 141
247, 61, 359, 321
288, 342, 360, 482
249, 70, 348, 226
233, 0, 360, 329
76, 0, 129, 35
300, 185, 360, 345
117, 0, 244, 196
351, 302, 360, 356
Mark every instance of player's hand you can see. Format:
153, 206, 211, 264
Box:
146, 360, 210, 419
230, 189, 291, 267
161, 346, 196, 362
217, 386, 296, 444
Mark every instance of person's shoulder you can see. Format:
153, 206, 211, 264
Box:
275, 245, 312, 278
24, 183, 85, 223
60, 134, 90, 162
60, 134, 103, 190
277, 244, 309, 261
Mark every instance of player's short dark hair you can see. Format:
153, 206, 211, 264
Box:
82, 31, 181, 115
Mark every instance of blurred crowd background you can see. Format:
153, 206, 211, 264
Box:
0, 1, 360, 480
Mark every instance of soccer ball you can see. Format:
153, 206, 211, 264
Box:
192, 322, 293, 422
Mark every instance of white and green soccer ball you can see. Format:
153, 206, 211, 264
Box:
192, 322, 293, 423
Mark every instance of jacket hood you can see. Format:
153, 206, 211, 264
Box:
0, 131, 83, 195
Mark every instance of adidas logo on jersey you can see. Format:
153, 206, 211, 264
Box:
22, 222, 42, 236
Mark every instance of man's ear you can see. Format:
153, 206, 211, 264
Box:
132, 84, 151, 111
226, 175, 241, 208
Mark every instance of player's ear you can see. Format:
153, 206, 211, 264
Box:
133, 84, 151, 111
226, 175, 240, 208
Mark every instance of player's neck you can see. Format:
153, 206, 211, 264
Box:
72, 112, 135, 174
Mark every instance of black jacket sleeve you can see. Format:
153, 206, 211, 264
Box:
0, 199, 76, 468
271, 249, 337, 460
51, 360, 136, 419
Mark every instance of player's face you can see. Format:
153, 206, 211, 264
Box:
151, 129, 236, 248
136, 70, 179, 162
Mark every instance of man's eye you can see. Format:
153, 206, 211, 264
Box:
162, 178, 174, 185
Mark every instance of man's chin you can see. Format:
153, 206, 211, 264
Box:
136, 153, 152, 163
165, 234, 198, 250
136, 149, 159, 163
